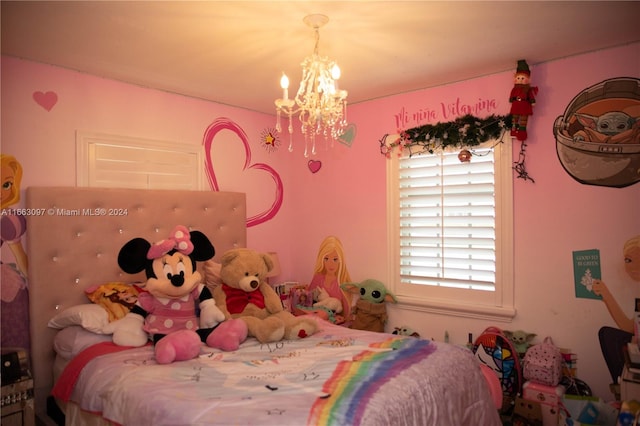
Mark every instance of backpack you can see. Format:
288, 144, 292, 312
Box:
473, 326, 523, 413
523, 336, 563, 386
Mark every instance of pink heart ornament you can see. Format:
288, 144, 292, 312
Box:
33, 91, 58, 111
308, 160, 322, 173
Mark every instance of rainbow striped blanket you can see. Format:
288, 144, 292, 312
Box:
309, 337, 435, 425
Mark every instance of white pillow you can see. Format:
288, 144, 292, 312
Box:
48, 304, 110, 334
53, 325, 113, 360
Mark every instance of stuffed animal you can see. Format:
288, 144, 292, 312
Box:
504, 329, 537, 358
341, 279, 396, 332
392, 326, 420, 338
107, 225, 248, 364
214, 248, 318, 343
509, 59, 538, 141
313, 287, 343, 313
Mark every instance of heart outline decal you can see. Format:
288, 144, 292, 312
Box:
203, 117, 283, 227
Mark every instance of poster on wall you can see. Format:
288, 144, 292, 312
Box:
572, 248, 602, 300
553, 77, 640, 188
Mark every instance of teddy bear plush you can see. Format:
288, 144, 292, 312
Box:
213, 248, 318, 343
341, 279, 396, 333
106, 225, 248, 364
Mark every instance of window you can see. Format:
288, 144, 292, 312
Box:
76, 131, 203, 190
386, 140, 515, 321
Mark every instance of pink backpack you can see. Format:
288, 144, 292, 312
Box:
523, 336, 563, 386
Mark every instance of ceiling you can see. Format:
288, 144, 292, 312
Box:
2, 1, 639, 115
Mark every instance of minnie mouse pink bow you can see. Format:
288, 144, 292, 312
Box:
146, 225, 194, 259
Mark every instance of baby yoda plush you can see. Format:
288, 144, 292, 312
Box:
341, 279, 396, 333
504, 329, 537, 357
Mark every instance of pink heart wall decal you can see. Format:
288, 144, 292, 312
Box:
33, 91, 58, 111
308, 160, 322, 173
203, 117, 283, 227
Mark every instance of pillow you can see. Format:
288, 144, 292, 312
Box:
53, 325, 113, 360
48, 304, 110, 334
85, 282, 140, 322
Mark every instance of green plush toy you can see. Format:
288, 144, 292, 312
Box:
504, 329, 537, 358
341, 279, 396, 333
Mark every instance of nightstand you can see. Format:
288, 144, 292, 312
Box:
1, 375, 35, 426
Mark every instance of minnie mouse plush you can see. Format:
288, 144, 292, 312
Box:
107, 225, 248, 364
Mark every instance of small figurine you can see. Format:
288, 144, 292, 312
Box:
509, 59, 538, 141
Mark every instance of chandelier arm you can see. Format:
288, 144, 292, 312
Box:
313, 27, 320, 55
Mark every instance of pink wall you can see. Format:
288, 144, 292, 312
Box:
2, 43, 639, 399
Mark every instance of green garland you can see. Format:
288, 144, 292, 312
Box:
379, 114, 513, 158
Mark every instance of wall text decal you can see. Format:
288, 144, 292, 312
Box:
394, 97, 500, 129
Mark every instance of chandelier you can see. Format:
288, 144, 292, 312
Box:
274, 14, 348, 157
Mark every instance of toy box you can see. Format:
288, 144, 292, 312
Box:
523, 381, 565, 406
522, 381, 565, 426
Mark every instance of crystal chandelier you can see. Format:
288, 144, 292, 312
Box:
275, 14, 348, 157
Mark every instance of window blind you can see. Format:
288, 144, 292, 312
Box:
398, 147, 496, 291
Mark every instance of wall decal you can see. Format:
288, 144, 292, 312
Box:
554, 77, 640, 188
337, 123, 357, 147
202, 118, 283, 227
592, 235, 640, 385
308, 160, 322, 174
1, 154, 31, 352
260, 127, 281, 153
33, 90, 58, 111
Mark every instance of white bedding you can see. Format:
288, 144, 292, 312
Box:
53, 320, 501, 426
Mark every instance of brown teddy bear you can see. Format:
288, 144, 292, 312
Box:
213, 248, 318, 343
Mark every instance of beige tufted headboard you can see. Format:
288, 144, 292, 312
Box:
26, 187, 247, 415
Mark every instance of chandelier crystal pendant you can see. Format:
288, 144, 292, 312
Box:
275, 14, 348, 157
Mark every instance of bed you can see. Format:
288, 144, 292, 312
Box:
26, 186, 501, 425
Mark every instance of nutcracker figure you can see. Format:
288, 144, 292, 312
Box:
509, 60, 538, 141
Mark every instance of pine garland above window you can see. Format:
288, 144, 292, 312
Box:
379, 114, 513, 158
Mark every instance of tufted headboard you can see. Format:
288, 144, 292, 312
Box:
25, 186, 247, 415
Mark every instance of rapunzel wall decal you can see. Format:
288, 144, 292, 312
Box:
203, 117, 283, 227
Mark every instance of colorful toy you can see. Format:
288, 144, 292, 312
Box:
341, 279, 396, 332
214, 248, 318, 343
108, 225, 248, 364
